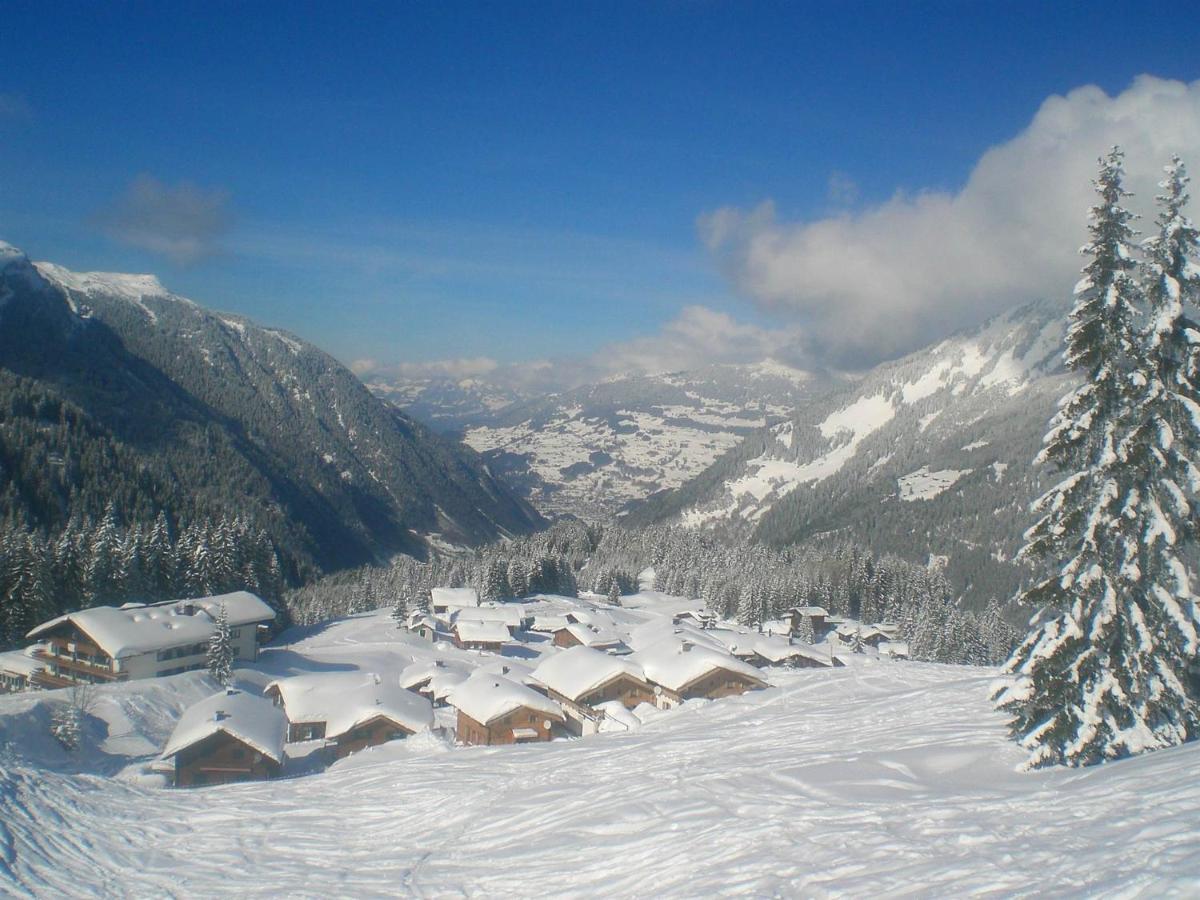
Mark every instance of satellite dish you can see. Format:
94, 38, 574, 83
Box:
543, 720, 551, 730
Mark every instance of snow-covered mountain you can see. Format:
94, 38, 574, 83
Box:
363, 374, 523, 431
0, 241, 543, 576
444, 362, 834, 520
626, 299, 1076, 605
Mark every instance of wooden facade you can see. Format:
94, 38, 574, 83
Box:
575, 673, 655, 711
32, 627, 122, 687
456, 706, 561, 746
552, 628, 582, 649
454, 635, 506, 653
660, 667, 764, 706
331, 715, 416, 759
172, 731, 280, 787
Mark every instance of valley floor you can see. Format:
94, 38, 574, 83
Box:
1, 620, 1197, 896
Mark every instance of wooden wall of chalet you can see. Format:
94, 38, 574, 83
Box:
676, 668, 763, 703
173, 732, 279, 787
552, 630, 581, 649
456, 707, 559, 746
331, 716, 414, 759
578, 674, 655, 710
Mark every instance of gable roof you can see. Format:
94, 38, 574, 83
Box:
448, 671, 562, 726
454, 620, 512, 644
264, 671, 433, 739
27, 591, 274, 659
431, 587, 479, 609
630, 639, 767, 694
161, 689, 287, 763
530, 646, 648, 703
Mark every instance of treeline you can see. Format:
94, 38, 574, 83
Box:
0, 511, 285, 647
284, 521, 1018, 665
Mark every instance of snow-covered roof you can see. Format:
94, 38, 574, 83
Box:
448, 672, 562, 726
399, 658, 471, 690
530, 646, 648, 703
27, 592, 274, 659
628, 619, 726, 654
531, 614, 571, 632
724, 633, 812, 664
455, 620, 512, 644
630, 639, 767, 694
265, 671, 432, 739
431, 587, 479, 609
161, 689, 287, 764
788, 606, 829, 617
0, 647, 43, 677
558, 622, 625, 649
452, 605, 525, 629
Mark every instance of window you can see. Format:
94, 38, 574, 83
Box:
229, 628, 242, 639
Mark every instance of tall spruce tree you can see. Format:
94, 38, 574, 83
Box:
996, 148, 1198, 767
206, 602, 235, 687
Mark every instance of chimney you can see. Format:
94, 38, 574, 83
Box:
680, 641, 694, 653
214, 710, 229, 722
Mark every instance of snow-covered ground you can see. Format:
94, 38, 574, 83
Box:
2, 599, 1198, 896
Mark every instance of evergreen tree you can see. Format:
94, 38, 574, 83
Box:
206, 602, 235, 686
391, 592, 410, 628
995, 148, 1198, 767
607, 579, 620, 606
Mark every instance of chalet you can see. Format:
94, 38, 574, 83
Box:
784, 606, 830, 637
0, 648, 43, 693
530, 647, 655, 735
160, 689, 287, 787
631, 639, 768, 709
401, 659, 471, 707
879, 641, 910, 660
404, 613, 443, 643
24, 591, 275, 688
725, 634, 842, 669
264, 671, 433, 759
452, 604, 528, 632
551, 622, 628, 654
530, 614, 570, 634
448, 672, 564, 746
453, 620, 511, 652
671, 610, 715, 629
431, 587, 479, 616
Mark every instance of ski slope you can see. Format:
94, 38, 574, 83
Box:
2, 649, 1198, 896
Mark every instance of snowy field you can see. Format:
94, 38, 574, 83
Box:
1, 604, 1198, 897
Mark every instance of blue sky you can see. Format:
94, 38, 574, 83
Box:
2, 2, 1199, 377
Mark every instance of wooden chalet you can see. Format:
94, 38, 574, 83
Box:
264, 671, 433, 759
453, 619, 511, 652
631, 639, 768, 709
160, 689, 287, 787
449, 672, 564, 746
530, 646, 655, 735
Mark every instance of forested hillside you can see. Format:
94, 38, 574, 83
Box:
0, 241, 543, 642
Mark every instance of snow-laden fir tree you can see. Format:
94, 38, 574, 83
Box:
996, 148, 1200, 767
607, 579, 620, 605
391, 592, 409, 627
206, 602, 235, 686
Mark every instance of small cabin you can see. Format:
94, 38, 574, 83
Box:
160, 689, 287, 787
454, 620, 511, 652
264, 671, 433, 759
530, 647, 655, 735
631, 640, 768, 709
449, 673, 564, 746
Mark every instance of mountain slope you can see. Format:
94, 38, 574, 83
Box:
376, 362, 835, 521
626, 300, 1075, 604
0, 241, 543, 576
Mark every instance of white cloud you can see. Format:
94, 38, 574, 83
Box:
96, 174, 233, 264
701, 75, 1200, 367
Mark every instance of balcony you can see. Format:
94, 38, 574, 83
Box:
32, 649, 125, 683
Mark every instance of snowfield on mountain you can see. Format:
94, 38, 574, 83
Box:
1, 605, 1197, 897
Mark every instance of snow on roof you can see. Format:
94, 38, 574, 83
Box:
448, 672, 562, 726
630, 639, 767, 694
399, 658, 471, 690
559, 622, 625, 649
431, 587, 479, 608
161, 689, 287, 764
27, 592, 274, 658
452, 605, 525, 628
531, 615, 571, 632
788, 606, 829, 617
0, 647, 43, 677
159, 592, 276, 628
265, 671, 432, 739
628, 619, 725, 654
530, 646, 647, 703
455, 620, 512, 644
724, 633, 811, 664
